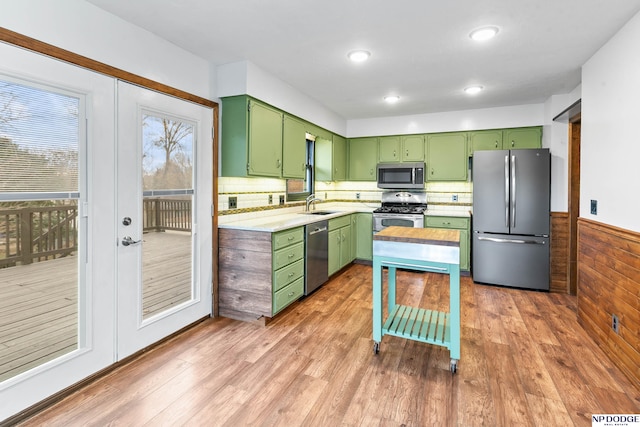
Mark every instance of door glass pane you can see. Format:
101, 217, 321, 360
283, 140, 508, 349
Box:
0, 80, 81, 382
141, 113, 194, 320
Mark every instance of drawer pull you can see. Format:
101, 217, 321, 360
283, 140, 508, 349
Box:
288, 272, 295, 277
288, 236, 295, 240
288, 253, 295, 258
288, 291, 295, 297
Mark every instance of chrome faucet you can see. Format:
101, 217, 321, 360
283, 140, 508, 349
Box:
305, 194, 321, 211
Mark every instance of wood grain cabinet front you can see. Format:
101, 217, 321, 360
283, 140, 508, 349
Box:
218, 226, 305, 321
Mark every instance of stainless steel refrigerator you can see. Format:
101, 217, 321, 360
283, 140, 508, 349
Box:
472, 149, 550, 290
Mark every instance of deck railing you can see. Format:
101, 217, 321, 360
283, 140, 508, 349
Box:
0, 198, 192, 268
0, 205, 78, 268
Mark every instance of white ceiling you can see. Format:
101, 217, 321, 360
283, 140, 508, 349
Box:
87, 0, 640, 119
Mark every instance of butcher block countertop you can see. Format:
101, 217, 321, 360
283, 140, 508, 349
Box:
374, 226, 460, 247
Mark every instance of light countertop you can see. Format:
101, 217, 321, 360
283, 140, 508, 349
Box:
218, 202, 471, 232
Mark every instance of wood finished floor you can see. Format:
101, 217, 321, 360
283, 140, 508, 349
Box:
18, 264, 640, 426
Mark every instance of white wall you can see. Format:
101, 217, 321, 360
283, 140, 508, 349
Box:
0, 0, 212, 99
581, 10, 640, 232
217, 60, 347, 135
346, 104, 545, 137
542, 84, 581, 212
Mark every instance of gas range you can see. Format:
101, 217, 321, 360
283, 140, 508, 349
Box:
372, 191, 427, 232
373, 205, 427, 215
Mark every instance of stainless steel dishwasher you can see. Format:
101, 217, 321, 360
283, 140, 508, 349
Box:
304, 220, 329, 295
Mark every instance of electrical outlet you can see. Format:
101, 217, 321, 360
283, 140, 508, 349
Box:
452, 194, 458, 202
279, 195, 285, 205
612, 314, 619, 333
590, 199, 597, 215
356, 193, 361, 200
229, 196, 237, 209
268, 194, 273, 205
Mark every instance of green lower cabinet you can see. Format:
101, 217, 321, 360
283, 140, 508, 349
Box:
328, 215, 354, 275
328, 228, 342, 276
355, 213, 373, 261
424, 216, 470, 271
272, 227, 305, 314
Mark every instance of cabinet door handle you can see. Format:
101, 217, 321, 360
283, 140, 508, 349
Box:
431, 168, 434, 175
511, 140, 515, 147
393, 149, 396, 158
277, 159, 281, 167
495, 141, 498, 148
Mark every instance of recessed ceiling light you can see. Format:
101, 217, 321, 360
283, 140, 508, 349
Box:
469, 26, 499, 41
464, 86, 484, 95
348, 50, 371, 62
384, 95, 400, 104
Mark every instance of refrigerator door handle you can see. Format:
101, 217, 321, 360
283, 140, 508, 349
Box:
504, 155, 509, 228
511, 154, 516, 228
478, 236, 546, 245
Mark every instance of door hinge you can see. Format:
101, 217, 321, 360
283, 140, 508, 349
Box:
247, 101, 251, 112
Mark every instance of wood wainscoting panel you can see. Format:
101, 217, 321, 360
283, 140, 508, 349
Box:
577, 218, 640, 390
551, 212, 569, 293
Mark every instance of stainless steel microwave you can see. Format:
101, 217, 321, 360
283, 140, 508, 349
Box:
376, 162, 425, 189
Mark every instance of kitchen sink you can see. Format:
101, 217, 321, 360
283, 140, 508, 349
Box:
300, 210, 338, 215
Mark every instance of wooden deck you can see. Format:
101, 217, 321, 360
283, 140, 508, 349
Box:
0, 231, 192, 382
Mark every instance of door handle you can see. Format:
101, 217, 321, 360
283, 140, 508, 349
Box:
121, 236, 142, 246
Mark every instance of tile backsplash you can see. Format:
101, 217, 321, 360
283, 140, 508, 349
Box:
218, 177, 472, 213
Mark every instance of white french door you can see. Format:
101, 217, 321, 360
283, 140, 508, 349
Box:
116, 82, 212, 359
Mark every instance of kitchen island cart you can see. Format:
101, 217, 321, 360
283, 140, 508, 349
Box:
372, 226, 461, 373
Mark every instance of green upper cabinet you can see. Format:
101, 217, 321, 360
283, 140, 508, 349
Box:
282, 115, 306, 179
347, 137, 378, 181
470, 127, 542, 154
401, 135, 425, 161
378, 136, 401, 162
469, 129, 503, 152
426, 132, 468, 181
221, 96, 283, 178
348, 137, 378, 181
247, 100, 283, 177
503, 127, 542, 149
315, 134, 347, 181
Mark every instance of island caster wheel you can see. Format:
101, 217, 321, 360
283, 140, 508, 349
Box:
450, 359, 458, 374
373, 342, 380, 355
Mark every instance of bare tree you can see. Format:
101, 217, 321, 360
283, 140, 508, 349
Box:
0, 82, 29, 133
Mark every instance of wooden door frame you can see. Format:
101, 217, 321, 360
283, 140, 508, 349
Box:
567, 113, 581, 295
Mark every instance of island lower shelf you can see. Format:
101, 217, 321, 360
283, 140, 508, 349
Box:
383, 305, 451, 347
